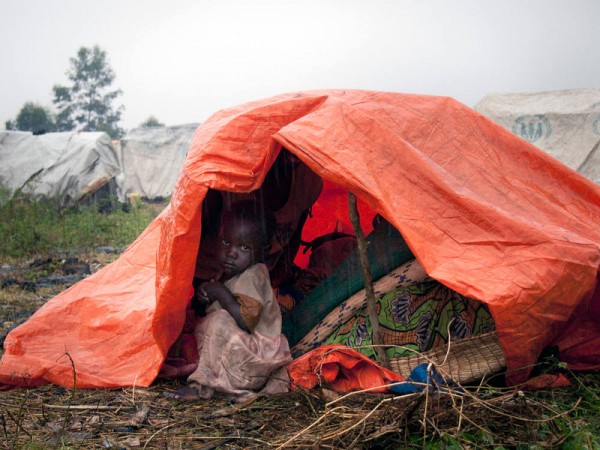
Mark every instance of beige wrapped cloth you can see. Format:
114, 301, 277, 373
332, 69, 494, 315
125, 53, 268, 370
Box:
188, 264, 292, 402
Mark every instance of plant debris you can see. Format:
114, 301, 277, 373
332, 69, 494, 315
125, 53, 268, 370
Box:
1, 253, 599, 448
1, 371, 598, 449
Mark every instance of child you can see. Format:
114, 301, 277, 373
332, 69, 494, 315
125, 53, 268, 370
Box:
166, 200, 292, 402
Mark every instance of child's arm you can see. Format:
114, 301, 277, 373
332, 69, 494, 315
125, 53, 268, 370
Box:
200, 281, 250, 332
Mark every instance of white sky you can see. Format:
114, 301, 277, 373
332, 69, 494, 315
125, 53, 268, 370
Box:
2, 0, 599, 131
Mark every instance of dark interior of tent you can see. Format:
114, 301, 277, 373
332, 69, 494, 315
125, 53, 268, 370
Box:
174, 146, 499, 382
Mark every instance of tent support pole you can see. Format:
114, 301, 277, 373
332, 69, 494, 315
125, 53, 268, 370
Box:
347, 192, 390, 369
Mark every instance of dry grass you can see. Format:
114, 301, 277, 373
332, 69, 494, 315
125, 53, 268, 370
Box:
1, 246, 599, 449
1, 373, 595, 449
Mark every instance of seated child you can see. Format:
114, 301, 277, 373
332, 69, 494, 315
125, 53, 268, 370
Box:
166, 200, 292, 402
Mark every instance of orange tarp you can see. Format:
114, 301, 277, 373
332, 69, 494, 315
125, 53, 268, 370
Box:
1, 90, 600, 388
287, 344, 403, 393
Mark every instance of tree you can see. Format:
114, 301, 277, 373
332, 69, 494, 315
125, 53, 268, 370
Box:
139, 115, 164, 128
52, 46, 124, 138
5, 102, 55, 134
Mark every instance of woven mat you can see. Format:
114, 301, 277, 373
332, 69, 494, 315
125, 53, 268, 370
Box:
389, 330, 505, 385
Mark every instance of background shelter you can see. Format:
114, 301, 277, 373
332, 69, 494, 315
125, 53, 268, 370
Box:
115, 123, 199, 202
0, 131, 120, 206
475, 88, 600, 184
1, 90, 600, 389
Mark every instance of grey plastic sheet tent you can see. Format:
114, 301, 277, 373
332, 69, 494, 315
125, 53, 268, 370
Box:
115, 124, 199, 202
0, 131, 120, 205
475, 88, 600, 184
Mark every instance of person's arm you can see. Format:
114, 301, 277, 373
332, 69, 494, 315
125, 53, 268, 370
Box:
200, 281, 250, 332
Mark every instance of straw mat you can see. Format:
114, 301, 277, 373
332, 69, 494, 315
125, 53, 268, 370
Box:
389, 330, 506, 385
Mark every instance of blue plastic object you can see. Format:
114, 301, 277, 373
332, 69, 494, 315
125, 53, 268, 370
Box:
389, 363, 446, 395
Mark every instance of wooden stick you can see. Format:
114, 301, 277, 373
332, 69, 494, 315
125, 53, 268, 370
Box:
43, 405, 121, 410
347, 192, 390, 369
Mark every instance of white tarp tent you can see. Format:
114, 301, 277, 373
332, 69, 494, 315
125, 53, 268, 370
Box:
0, 131, 120, 205
116, 123, 199, 201
474, 88, 600, 184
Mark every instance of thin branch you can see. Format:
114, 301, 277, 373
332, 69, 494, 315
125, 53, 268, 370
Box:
347, 192, 390, 368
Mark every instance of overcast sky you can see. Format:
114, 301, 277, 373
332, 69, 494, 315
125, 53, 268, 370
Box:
3, 0, 599, 131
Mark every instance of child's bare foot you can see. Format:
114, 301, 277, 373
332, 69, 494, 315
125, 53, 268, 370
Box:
158, 362, 198, 379
163, 386, 201, 401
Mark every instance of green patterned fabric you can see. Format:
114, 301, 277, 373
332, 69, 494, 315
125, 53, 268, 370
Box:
322, 280, 496, 360
282, 222, 414, 347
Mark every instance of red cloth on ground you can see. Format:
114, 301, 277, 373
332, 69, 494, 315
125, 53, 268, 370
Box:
521, 373, 571, 390
287, 344, 404, 393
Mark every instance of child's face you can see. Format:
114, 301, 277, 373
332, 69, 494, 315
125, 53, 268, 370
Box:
217, 217, 263, 279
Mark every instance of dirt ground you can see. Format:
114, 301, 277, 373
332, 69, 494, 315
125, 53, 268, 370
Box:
1, 375, 566, 449
0, 252, 596, 449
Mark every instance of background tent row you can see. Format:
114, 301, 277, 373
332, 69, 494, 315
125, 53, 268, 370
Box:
2, 88, 599, 207
0, 123, 198, 206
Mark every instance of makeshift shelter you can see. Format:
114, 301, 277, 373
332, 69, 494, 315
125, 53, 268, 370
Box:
0, 131, 120, 206
116, 123, 199, 202
1, 90, 600, 390
474, 88, 600, 184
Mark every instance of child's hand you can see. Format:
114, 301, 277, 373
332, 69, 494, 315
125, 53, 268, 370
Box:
197, 284, 210, 304
199, 279, 224, 303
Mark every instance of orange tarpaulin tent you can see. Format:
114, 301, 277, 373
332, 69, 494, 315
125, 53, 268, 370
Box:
1, 90, 600, 388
